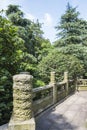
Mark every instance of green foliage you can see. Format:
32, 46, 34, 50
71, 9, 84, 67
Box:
0, 15, 25, 125
55, 3, 87, 46
0, 69, 13, 125
54, 2, 87, 80
33, 79, 45, 88
5, 4, 52, 79
56, 44, 87, 77
38, 50, 84, 83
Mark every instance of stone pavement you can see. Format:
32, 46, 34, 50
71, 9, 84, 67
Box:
0, 91, 87, 130
36, 91, 87, 130
0, 124, 8, 130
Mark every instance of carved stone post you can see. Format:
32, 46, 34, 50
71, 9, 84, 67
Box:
64, 72, 68, 95
50, 72, 56, 84
76, 77, 79, 91
50, 72, 57, 104
8, 72, 35, 130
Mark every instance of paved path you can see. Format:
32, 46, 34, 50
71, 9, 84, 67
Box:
0, 124, 8, 130
36, 91, 87, 130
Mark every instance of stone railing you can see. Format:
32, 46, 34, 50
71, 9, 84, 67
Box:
8, 71, 76, 130
32, 72, 75, 115
33, 84, 53, 114
77, 79, 87, 91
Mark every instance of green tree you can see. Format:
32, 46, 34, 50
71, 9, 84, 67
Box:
55, 3, 87, 46
54, 3, 87, 79
6, 5, 51, 62
38, 49, 84, 84
6, 4, 52, 76
56, 44, 87, 77
6, 4, 29, 27
0, 15, 24, 125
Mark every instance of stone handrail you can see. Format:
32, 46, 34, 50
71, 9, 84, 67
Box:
76, 79, 87, 91
33, 84, 53, 93
77, 79, 87, 86
8, 71, 76, 130
33, 82, 66, 115
33, 84, 53, 114
32, 75, 75, 115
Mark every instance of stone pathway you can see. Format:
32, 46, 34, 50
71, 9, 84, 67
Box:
36, 91, 87, 130
0, 124, 8, 130
1, 91, 87, 130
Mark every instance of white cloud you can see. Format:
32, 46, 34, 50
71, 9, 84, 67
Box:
43, 13, 53, 26
40, 13, 56, 43
0, 0, 8, 10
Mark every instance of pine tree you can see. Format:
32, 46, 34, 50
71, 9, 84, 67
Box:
55, 3, 87, 46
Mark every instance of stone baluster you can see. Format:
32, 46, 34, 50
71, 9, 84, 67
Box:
64, 72, 69, 95
50, 72, 57, 104
8, 72, 35, 130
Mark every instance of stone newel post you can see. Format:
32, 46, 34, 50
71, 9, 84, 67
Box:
9, 72, 35, 130
64, 72, 69, 95
50, 72, 56, 84
50, 72, 57, 104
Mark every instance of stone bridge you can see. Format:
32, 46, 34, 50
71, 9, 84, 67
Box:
0, 72, 87, 130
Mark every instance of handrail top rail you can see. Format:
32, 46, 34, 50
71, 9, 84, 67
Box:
33, 79, 75, 93
33, 84, 53, 93
56, 81, 66, 86
77, 79, 87, 81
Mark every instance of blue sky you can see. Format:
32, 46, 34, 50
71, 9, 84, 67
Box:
0, 0, 87, 43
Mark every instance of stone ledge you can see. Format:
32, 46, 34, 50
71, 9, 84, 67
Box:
8, 118, 35, 130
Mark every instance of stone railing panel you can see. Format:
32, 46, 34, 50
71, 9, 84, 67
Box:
77, 79, 87, 91
56, 81, 66, 101
33, 85, 53, 115
68, 80, 76, 94
77, 79, 87, 86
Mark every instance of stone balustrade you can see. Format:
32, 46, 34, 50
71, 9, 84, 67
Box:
32, 72, 75, 115
77, 79, 87, 90
33, 84, 53, 114
77, 79, 87, 86
8, 71, 76, 130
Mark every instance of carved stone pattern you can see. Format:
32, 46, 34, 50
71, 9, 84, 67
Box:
13, 74, 33, 121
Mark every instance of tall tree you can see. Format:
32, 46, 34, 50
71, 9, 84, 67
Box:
6, 5, 51, 62
55, 3, 87, 46
0, 15, 25, 125
53, 3, 87, 78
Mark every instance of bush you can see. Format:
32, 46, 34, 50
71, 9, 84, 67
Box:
0, 69, 13, 125
38, 50, 84, 83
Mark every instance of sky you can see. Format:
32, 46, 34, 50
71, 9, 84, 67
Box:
0, 0, 87, 43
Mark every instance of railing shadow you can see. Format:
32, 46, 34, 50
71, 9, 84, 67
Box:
36, 107, 77, 130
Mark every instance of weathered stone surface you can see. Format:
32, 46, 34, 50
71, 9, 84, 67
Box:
9, 118, 35, 130
12, 73, 33, 121
50, 72, 57, 104
50, 72, 56, 84
64, 72, 69, 95
8, 73, 35, 130
33, 96, 53, 114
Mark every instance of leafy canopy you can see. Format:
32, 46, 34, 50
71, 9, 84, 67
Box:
38, 49, 84, 83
